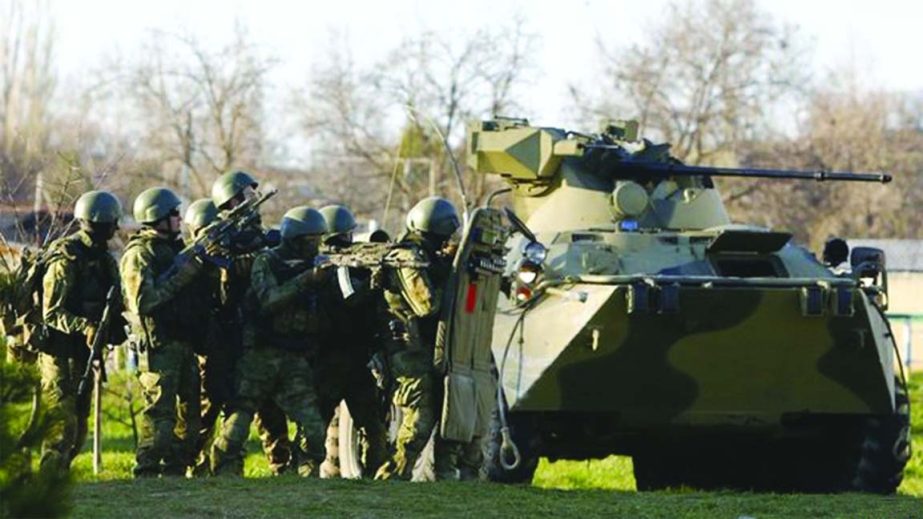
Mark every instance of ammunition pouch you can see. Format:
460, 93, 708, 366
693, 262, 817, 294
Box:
440, 368, 497, 442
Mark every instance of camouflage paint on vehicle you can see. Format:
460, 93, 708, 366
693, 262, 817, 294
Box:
472, 118, 910, 492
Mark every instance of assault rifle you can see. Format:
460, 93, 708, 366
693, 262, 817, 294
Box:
317, 242, 430, 270
76, 286, 119, 418
159, 189, 277, 281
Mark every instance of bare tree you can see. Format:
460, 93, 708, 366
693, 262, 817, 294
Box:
726, 68, 923, 247
0, 0, 56, 202
296, 21, 538, 230
384, 17, 537, 143
120, 24, 274, 198
575, 0, 807, 165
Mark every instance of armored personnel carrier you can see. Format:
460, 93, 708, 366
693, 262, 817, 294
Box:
473, 118, 911, 492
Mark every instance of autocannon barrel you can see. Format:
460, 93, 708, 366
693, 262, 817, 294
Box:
582, 145, 892, 183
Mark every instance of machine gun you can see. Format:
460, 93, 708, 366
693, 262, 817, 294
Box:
159, 189, 277, 281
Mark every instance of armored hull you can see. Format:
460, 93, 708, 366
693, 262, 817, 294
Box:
473, 119, 910, 492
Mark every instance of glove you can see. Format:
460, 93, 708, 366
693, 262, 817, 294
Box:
441, 241, 459, 259
203, 238, 224, 256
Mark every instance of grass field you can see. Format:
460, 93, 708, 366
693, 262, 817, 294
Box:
57, 371, 923, 517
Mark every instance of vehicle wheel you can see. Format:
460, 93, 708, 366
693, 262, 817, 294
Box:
852, 377, 912, 494
632, 448, 708, 491
633, 441, 801, 492
483, 407, 540, 484
337, 401, 365, 479
631, 451, 670, 491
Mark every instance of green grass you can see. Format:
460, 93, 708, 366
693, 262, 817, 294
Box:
61, 372, 923, 518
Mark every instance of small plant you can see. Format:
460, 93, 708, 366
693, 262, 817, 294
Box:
0, 339, 72, 518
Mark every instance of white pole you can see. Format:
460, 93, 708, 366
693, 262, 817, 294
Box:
92, 366, 102, 475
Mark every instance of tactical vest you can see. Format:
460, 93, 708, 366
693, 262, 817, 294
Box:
380, 238, 453, 350
123, 231, 204, 345
43, 232, 119, 355
247, 248, 328, 353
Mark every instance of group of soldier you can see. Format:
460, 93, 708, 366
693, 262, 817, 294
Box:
34, 169, 484, 481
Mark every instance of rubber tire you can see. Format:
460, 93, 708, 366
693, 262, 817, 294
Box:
339, 401, 435, 481
337, 401, 365, 479
852, 377, 912, 494
483, 408, 540, 484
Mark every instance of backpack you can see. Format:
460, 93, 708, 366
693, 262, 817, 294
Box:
2, 238, 82, 361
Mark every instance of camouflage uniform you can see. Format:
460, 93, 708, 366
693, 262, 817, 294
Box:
39, 229, 126, 470
196, 171, 292, 475
314, 260, 388, 477
210, 245, 328, 476
121, 228, 204, 477
195, 254, 293, 475
374, 235, 453, 480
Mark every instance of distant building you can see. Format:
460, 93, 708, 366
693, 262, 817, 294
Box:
849, 239, 923, 372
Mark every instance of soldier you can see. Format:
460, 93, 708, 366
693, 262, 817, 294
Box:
210, 206, 330, 477
39, 190, 127, 471
209, 170, 292, 474
180, 198, 225, 474
315, 204, 388, 478
120, 187, 204, 477
374, 197, 460, 481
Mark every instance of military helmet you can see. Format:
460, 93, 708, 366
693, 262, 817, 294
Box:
184, 198, 218, 231
280, 206, 327, 240
133, 187, 182, 224
212, 170, 258, 209
406, 196, 461, 237
319, 204, 357, 236
74, 190, 122, 223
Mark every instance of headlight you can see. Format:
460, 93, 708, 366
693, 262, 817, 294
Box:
516, 261, 541, 285
524, 241, 547, 263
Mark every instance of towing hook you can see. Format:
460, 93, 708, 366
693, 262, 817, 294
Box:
499, 426, 522, 470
